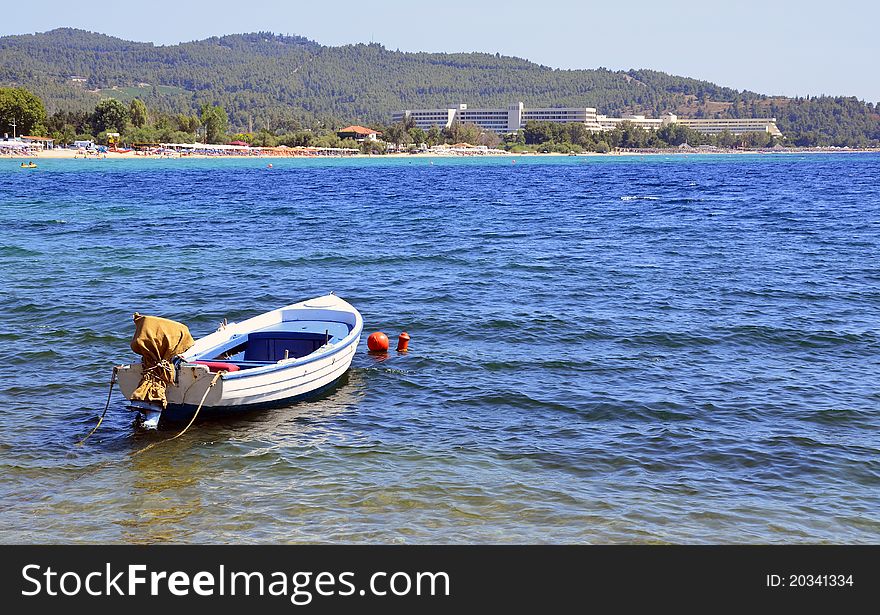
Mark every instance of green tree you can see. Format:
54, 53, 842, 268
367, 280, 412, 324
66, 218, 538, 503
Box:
384, 122, 412, 149
564, 123, 593, 146
656, 122, 701, 146
408, 126, 426, 144
229, 132, 254, 144
716, 130, 737, 148
47, 109, 91, 138
502, 129, 526, 147
126, 125, 158, 144
445, 121, 482, 145
425, 125, 443, 146
279, 130, 316, 147
175, 114, 201, 134
200, 104, 229, 143
0, 87, 47, 136
250, 130, 278, 147
360, 139, 386, 154
612, 121, 648, 148
129, 98, 149, 128
92, 98, 130, 134
740, 131, 771, 148
523, 121, 554, 145
313, 133, 347, 148
53, 124, 76, 145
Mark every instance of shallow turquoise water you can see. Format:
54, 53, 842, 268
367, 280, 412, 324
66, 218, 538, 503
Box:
1, 153, 878, 543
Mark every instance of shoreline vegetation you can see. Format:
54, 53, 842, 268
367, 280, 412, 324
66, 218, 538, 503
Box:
6, 145, 879, 161
3, 29, 879, 149
2, 85, 879, 161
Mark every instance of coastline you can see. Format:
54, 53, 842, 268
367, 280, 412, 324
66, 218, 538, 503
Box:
6, 146, 879, 161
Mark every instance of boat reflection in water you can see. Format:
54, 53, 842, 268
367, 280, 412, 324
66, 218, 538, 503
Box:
119, 369, 368, 543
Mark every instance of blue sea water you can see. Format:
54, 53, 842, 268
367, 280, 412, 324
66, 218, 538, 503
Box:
0, 153, 878, 544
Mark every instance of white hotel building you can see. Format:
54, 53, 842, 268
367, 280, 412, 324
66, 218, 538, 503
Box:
393, 102, 600, 134
673, 115, 783, 137
394, 103, 781, 137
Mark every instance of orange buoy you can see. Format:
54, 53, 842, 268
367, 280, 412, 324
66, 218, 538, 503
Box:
367, 331, 389, 352
396, 331, 411, 352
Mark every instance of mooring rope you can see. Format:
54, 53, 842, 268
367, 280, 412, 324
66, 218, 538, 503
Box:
76, 367, 118, 446
130, 370, 223, 457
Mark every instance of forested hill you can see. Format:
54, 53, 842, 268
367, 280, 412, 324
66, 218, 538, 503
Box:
1, 28, 878, 145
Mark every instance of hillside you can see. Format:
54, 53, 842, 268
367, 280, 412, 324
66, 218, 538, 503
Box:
1, 28, 878, 145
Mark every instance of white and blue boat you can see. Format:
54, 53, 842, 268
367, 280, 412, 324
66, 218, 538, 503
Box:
117, 294, 363, 427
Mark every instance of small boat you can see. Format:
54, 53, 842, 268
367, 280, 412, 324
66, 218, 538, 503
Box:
116, 294, 363, 428
20, 162, 37, 168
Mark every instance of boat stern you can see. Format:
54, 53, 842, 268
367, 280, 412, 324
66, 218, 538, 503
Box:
116, 361, 224, 426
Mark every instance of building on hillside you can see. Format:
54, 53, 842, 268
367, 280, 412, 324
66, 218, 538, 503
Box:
521, 104, 600, 128
669, 115, 783, 136
394, 103, 783, 137
455, 104, 519, 134
393, 102, 600, 133
337, 125, 382, 141
394, 108, 457, 130
597, 112, 782, 136
596, 114, 667, 131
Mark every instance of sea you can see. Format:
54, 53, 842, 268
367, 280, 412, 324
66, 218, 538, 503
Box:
1, 153, 878, 544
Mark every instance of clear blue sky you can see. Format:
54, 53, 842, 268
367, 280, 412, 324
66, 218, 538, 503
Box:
4, 0, 878, 103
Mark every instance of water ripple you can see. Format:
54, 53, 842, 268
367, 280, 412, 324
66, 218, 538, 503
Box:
1, 154, 879, 544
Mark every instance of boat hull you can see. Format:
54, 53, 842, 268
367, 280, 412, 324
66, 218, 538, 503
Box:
141, 372, 349, 424
115, 294, 362, 425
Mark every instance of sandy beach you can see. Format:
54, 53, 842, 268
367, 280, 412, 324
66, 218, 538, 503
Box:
6, 146, 879, 161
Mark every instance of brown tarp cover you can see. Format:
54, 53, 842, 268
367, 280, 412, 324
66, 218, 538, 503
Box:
130, 313, 194, 408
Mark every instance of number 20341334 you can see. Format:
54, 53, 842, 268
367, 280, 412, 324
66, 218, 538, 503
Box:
766, 574, 854, 588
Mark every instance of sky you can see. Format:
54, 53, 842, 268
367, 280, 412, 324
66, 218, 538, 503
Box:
3, 0, 878, 103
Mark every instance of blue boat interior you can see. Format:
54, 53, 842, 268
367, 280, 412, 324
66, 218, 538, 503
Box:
244, 331, 329, 362
199, 320, 352, 370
